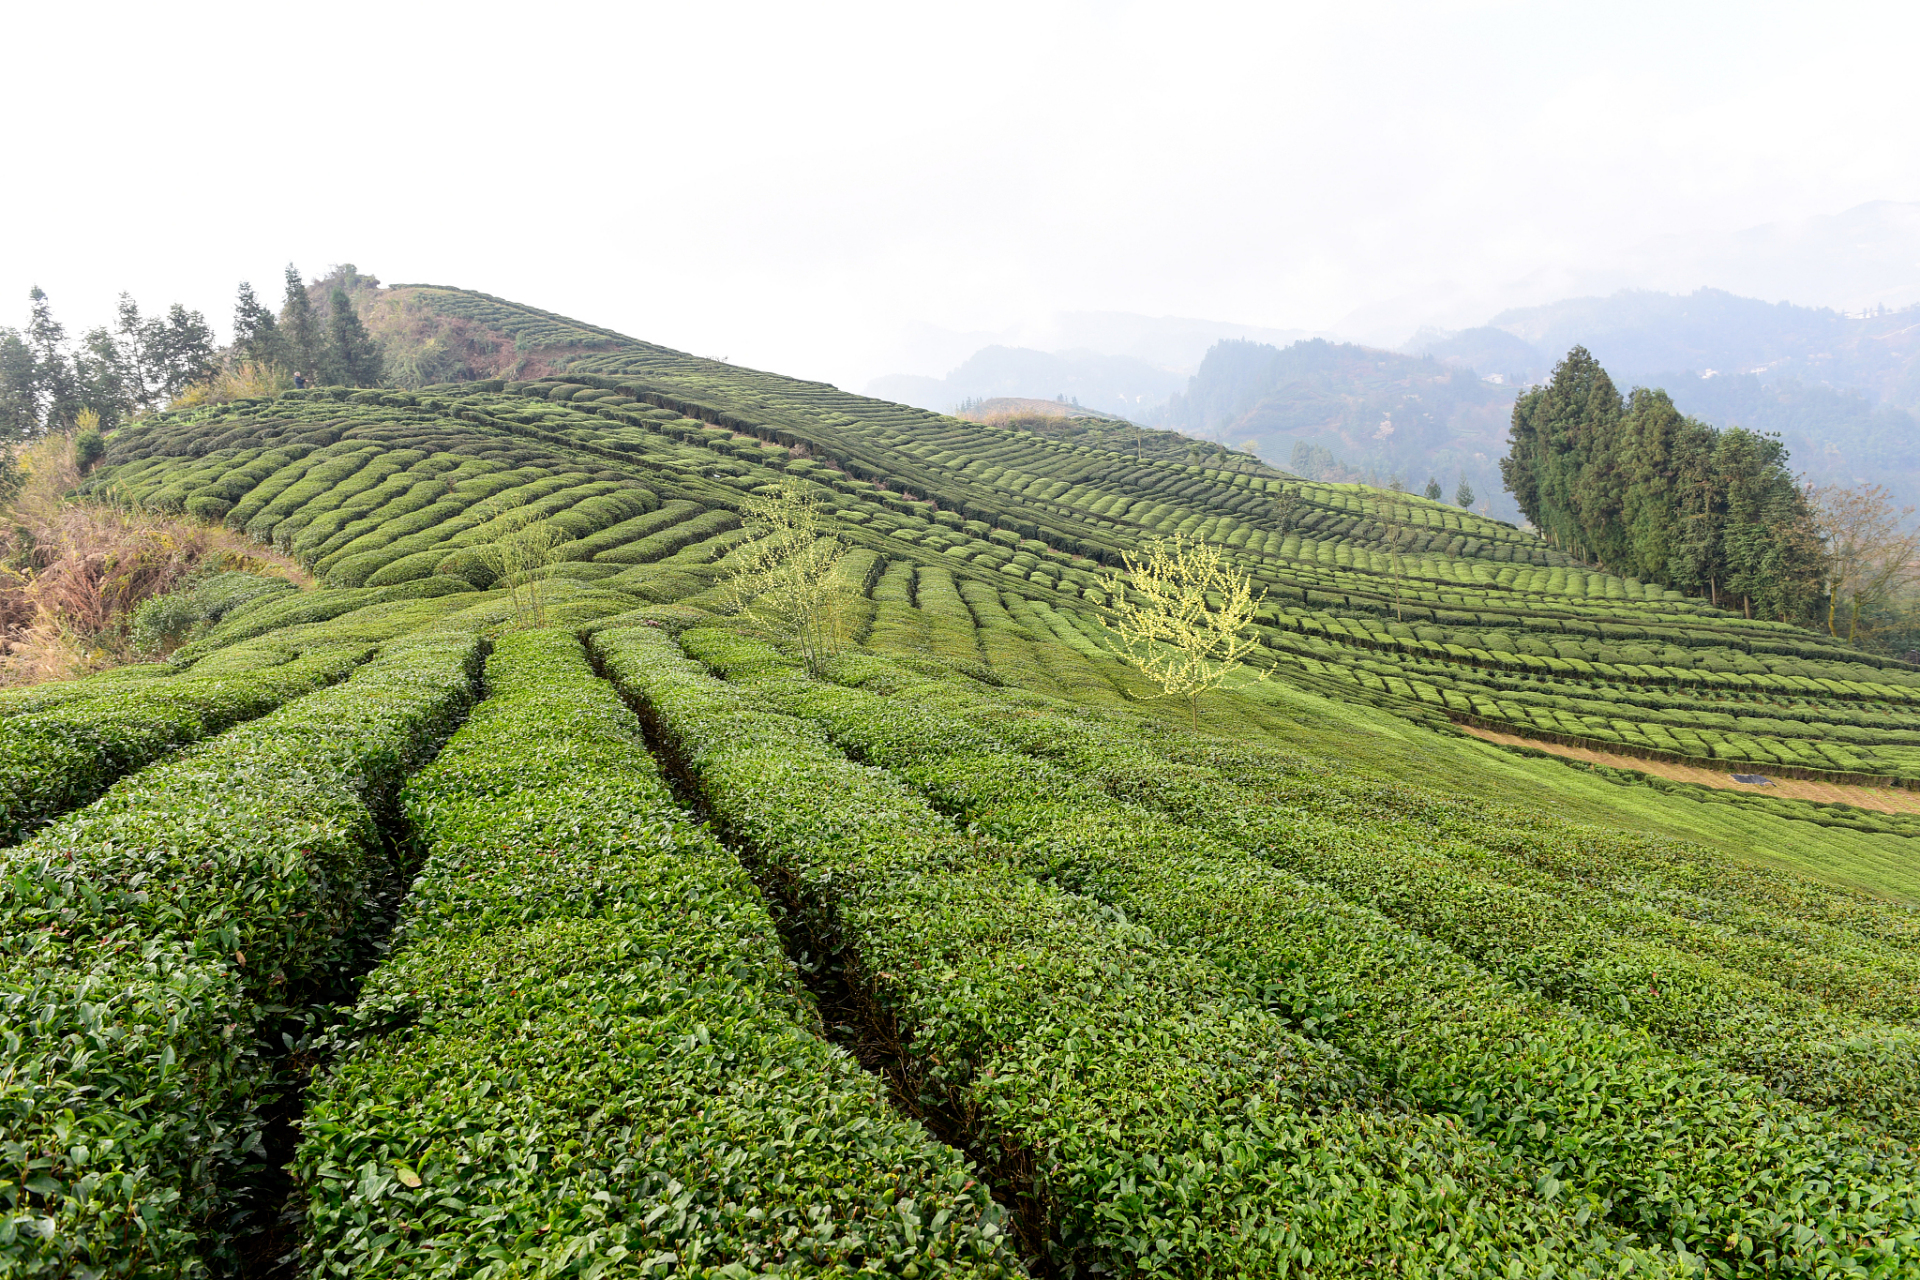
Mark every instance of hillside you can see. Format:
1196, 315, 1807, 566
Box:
1154, 337, 1521, 520
9, 283, 1920, 1278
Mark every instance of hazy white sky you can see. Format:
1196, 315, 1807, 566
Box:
6, 0, 1918, 388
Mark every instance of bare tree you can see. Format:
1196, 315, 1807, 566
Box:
1098, 534, 1265, 730
472, 504, 572, 628
721, 479, 853, 675
1813, 483, 1920, 642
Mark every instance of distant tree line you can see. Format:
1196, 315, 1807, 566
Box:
1501, 347, 1827, 622
0, 265, 383, 441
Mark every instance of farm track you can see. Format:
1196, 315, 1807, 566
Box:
1459, 722, 1920, 814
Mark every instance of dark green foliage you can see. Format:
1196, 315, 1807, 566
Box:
1502, 349, 1826, 621
320, 288, 382, 388
281, 263, 321, 383
0, 636, 369, 845
230, 280, 283, 369
596, 623, 1685, 1279
686, 634, 1920, 1276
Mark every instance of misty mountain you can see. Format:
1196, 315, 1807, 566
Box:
1643, 372, 1920, 499
1154, 338, 1521, 520
866, 345, 1186, 419
1400, 326, 1548, 386
1476, 289, 1920, 405
1407, 287, 1920, 510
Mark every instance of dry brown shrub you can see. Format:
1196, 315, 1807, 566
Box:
0, 435, 310, 685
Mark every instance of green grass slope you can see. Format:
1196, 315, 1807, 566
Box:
5, 282, 1917, 1276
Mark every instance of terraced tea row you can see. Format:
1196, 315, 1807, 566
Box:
296, 629, 1014, 1277
594, 619, 1689, 1278
1, 631, 484, 1273
672, 627, 1920, 1276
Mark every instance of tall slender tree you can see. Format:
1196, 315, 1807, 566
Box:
232, 281, 284, 368
0, 329, 36, 440
280, 264, 320, 382
25, 287, 79, 431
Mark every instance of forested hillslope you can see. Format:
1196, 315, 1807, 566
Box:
8, 284, 1920, 1278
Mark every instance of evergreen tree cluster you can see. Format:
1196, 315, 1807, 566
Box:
1501, 347, 1827, 622
0, 288, 215, 438
0, 265, 385, 442
234, 264, 382, 389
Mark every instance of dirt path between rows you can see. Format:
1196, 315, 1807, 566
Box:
1457, 723, 1920, 816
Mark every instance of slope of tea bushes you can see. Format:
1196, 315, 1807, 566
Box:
19, 280, 1920, 1275
0, 631, 483, 1275
296, 628, 1015, 1277
673, 628, 1920, 1278
594, 620, 1688, 1279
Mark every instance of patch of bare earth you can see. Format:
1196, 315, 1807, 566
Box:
1458, 722, 1920, 817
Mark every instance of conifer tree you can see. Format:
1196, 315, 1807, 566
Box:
321, 288, 382, 387
1500, 346, 1827, 622
280, 264, 320, 382
232, 281, 284, 368
25, 287, 79, 431
0, 329, 36, 440
1454, 474, 1474, 508
1424, 476, 1442, 501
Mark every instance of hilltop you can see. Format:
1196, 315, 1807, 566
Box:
7, 281, 1920, 1278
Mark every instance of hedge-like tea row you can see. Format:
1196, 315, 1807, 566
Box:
0, 631, 483, 1276
679, 631, 1920, 1277
790, 649, 1920, 1138
0, 638, 373, 846
593, 621, 1683, 1280
295, 629, 1016, 1277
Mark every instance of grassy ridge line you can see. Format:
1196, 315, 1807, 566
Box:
295, 630, 1016, 1278
682, 633, 1920, 1277
805, 655, 1920, 1138
0, 639, 374, 846
593, 622, 1685, 1280
0, 630, 484, 1276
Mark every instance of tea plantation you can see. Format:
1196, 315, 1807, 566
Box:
4, 286, 1918, 1277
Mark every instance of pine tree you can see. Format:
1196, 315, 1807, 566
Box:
1454, 474, 1475, 508
1501, 347, 1827, 621
233, 281, 284, 368
280, 264, 320, 382
154, 304, 216, 398
25, 287, 79, 431
321, 288, 382, 387
0, 329, 36, 440
1424, 476, 1442, 501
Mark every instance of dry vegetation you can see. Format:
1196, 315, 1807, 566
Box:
0, 434, 308, 684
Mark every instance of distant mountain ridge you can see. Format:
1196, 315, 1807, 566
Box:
867, 344, 1186, 419
1154, 338, 1520, 520
1406, 288, 1920, 506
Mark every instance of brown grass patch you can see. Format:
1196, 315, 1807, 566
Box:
0, 434, 310, 685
